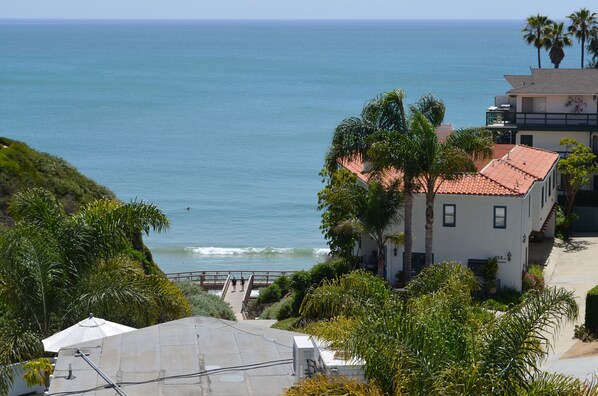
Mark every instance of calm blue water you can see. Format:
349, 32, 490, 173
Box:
0, 20, 584, 272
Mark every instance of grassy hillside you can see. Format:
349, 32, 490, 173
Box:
0, 137, 114, 224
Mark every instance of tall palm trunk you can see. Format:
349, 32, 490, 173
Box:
581, 31, 586, 68
424, 183, 435, 266
537, 46, 542, 68
376, 237, 385, 278
403, 175, 414, 282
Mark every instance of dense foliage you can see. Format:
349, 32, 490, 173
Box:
586, 285, 598, 333
0, 137, 113, 225
0, 189, 189, 392
289, 259, 350, 317
299, 264, 593, 395
317, 168, 361, 261
175, 282, 235, 321
285, 374, 384, 396
558, 138, 598, 227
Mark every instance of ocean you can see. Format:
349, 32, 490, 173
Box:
0, 20, 583, 273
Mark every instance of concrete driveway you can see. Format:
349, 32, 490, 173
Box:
541, 235, 598, 380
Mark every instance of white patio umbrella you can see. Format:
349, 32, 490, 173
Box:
42, 314, 136, 352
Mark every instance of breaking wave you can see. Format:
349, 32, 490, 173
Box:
185, 246, 329, 257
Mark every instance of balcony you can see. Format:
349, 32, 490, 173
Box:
486, 110, 598, 132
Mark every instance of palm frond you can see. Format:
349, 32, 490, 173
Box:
482, 287, 578, 392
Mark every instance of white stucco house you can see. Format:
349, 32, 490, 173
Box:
486, 68, 598, 232
342, 144, 559, 291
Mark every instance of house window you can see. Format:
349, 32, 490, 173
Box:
541, 186, 544, 208
522, 96, 546, 113
548, 176, 552, 196
494, 206, 507, 229
520, 135, 533, 147
528, 196, 531, 217
443, 204, 456, 227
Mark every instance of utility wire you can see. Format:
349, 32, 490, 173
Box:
47, 358, 293, 396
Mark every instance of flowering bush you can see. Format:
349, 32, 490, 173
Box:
522, 264, 545, 292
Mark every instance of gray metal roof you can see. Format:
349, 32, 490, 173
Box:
48, 317, 303, 396
505, 69, 598, 95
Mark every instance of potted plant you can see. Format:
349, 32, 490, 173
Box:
23, 357, 54, 391
484, 257, 498, 294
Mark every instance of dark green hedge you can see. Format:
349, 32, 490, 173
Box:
585, 285, 598, 332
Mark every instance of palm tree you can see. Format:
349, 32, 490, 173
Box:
0, 188, 188, 392
522, 14, 553, 68
568, 8, 598, 68
408, 115, 493, 266
327, 90, 443, 283
589, 33, 598, 68
545, 21, 573, 69
335, 179, 404, 277
303, 264, 592, 395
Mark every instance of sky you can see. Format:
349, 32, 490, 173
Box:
2, 0, 597, 20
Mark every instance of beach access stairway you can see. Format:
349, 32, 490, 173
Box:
166, 270, 296, 320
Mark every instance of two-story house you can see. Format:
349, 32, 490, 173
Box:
342, 144, 559, 291
486, 68, 598, 231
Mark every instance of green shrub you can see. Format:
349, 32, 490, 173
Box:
260, 296, 294, 320
493, 287, 522, 306
175, 282, 235, 321
257, 283, 282, 304
310, 261, 337, 285
585, 285, 598, 333
291, 271, 312, 294
482, 299, 508, 312
285, 259, 350, 318
260, 298, 285, 319
555, 204, 572, 240
274, 275, 291, 296
276, 297, 294, 320
329, 258, 350, 277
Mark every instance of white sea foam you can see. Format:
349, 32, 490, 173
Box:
185, 246, 329, 257
313, 248, 331, 256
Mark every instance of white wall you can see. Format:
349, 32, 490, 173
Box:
360, 164, 557, 291
386, 193, 528, 291
517, 130, 592, 153
528, 164, 558, 231
516, 94, 597, 114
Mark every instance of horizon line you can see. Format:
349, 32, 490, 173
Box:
0, 17, 525, 22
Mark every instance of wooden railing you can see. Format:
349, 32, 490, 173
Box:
241, 274, 255, 319
166, 270, 297, 288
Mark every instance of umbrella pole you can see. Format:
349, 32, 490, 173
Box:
76, 349, 128, 396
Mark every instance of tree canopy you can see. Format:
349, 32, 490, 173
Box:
558, 138, 598, 225
298, 264, 593, 395
0, 188, 189, 393
522, 14, 553, 69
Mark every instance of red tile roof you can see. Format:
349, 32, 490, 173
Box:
340, 144, 558, 196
